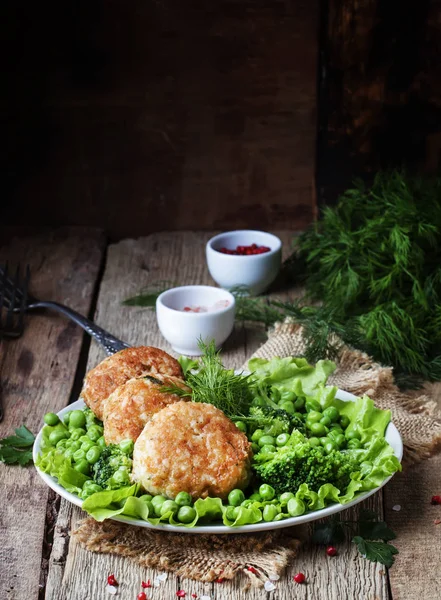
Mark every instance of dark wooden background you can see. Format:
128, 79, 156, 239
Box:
3, 0, 441, 241
2, 0, 318, 240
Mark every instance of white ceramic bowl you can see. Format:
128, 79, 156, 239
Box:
156, 285, 235, 355
206, 230, 282, 295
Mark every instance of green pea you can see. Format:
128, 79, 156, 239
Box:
234, 421, 247, 433
258, 435, 275, 447
320, 436, 330, 446
320, 415, 332, 427
279, 401, 295, 414
287, 497, 305, 517
251, 443, 260, 453
64, 448, 75, 460
251, 429, 265, 442
86, 446, 101, 464
259, 484, 276, 501
112, 468, 130, 485
73, 449, 86, 462
225, 506, 240, 521
70, 428, 87, 441
79, 435, 90, 443
293, 412, 304, 420
276, 433, 290, 447
323, 406, 339, 422
56, 438, 68, 449
160, 500, 179, 516
63, 411, 72, 425
241, 499, 253, 507
263, 505, 279, 522
324, 441, 337, 454
44, 412, 60, 426
271, 388, 281, 403
49, 429, 69, 446
308, 436, 321, 448
118, 439, 134, 455
306, 411, 322, 425
339, 415, 350, 429
177, 506, 197, 524
69, 410, 86, 429
80, 483, 103, 499
347, 438, 362, 449
151, 495, 167, 512
328, 429, 343, 441
309, 422, 327, 437
81, 439, 95, 452
228, 489, 245, 507
329, 425, 343, 435
74, 459, 90, 475
305, 400, 321, 412
70, 440, 81, 452
139, 494, 153, 503
87, 425, 104, 442
279, 492, 295, 504
334, 434, 346, 447
280, 390, 296, 403
294, 396, 305, 410
97, 436, 107, 449
249, 492, 262, 502
345, 429, 361, 441
252, 396, 266, 407
260, 444, 276, 454
175, 491, 192, 507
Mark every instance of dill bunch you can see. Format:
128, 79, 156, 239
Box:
164, 340, 253, 416
291, 170, 441, 381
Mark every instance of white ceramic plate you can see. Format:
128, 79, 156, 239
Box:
33, 390, 403, 534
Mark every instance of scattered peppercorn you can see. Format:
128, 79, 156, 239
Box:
431, 495, 441, 505
293, 573, 306, 584
107, 574, 118, 586
326, 546, 338, 557
141, 581, 151, 589
218, 244, 271, 256
137, 593, 147, 600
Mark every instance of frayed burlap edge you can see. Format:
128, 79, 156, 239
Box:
244, 319, 441, 464
72, 517, 301, 589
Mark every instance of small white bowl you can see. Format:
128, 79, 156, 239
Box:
206, 230, 282, 295
156, 285, 236, 355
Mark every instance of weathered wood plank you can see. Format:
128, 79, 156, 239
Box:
0, 228, 105, 600
47, 231, 389, 600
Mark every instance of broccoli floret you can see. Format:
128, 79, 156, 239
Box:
92, 445, 133, 490
239, 406, 304, 437
254, 443, 356, 495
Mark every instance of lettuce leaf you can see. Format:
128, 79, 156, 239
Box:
248, 356, 336, 397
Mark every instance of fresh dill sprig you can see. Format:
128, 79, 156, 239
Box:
163, 339, 253, 416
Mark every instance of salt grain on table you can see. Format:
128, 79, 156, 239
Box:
264, 581, 276, 592
392, 504, 401, 511
106, 584, 117, 595
269, 573, 280, 581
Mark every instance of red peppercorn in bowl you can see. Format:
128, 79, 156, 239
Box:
206, 230, 282, 295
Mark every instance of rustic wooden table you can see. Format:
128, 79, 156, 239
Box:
1, 229, 440, 600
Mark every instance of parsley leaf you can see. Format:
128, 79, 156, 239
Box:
352, 536, 399, 568
359, 519, 396, 541
311, 519, 346, 545
312, 510, 399, 567
0, 426, 35, 466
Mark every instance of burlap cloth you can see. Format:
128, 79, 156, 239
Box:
72, 321, 441, 586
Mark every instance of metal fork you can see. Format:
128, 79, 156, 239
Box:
0, 263, 131, 356
0, 264, 28, 339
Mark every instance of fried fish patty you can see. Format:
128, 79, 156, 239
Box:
81, 346, 183, 420
132, 401, 252, 500
102, 375, 190, 445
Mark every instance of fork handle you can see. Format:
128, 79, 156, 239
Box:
27, 301, 131, 355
